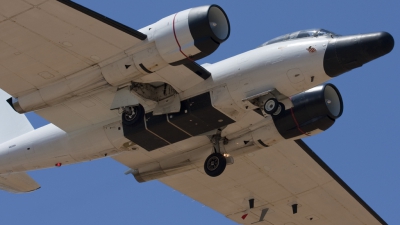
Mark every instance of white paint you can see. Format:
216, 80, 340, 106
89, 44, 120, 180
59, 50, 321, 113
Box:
150, 9, 200, 64
0, 122, 124, 174
14, 66, 108, 112
0, 89, 33, 144
0, 35, 334, 176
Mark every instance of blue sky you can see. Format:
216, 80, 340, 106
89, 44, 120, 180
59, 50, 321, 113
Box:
1, 0, 399, 224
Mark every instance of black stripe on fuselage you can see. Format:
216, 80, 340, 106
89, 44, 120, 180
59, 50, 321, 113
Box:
139, 63, 153, 74
257, 140, 269, 147
182, 62, 211, 80
169, 61, 211, 80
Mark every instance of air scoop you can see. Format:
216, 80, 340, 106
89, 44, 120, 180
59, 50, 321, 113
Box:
324, 32, 394, 77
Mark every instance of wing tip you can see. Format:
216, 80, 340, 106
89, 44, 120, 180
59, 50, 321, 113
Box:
295, 139, 388, 225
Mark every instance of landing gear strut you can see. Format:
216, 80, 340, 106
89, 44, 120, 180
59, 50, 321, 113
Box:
204, 131, 229, 177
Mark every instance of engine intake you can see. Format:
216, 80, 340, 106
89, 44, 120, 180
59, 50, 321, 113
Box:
151, 5, 230, 65
273, 84, 343, 139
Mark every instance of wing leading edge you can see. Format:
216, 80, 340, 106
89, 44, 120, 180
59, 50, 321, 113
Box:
0, 0, 213, 132
57, 0, 147, 40
0, 0, 145, 98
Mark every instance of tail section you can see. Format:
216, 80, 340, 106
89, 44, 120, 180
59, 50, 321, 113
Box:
0, 89, 33, 144
0, 172, 40, 193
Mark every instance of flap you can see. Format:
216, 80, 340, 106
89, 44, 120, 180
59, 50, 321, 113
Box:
0, 172, 40, 193
36, 88, 120, 132
160, 140, 386, 225
33, 82, 185, 133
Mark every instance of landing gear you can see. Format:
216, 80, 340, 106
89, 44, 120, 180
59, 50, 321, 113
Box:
263, 98, 279, 114
273, 102, 285, 116
121, 105, 144, 126
263, 98, 285, 116
204, 131, 231, 177
204, 153, 226, 177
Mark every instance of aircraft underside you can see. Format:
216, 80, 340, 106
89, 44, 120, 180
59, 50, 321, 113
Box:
0, 1, 394, 224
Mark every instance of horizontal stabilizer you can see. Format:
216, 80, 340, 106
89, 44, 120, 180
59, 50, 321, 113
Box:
0, 172, 40, 194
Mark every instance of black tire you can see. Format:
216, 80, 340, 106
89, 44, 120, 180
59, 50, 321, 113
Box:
204, 153, 227, 177
122, 105, 144, 126
263, 98, 279, 114
273, 102, 286, 116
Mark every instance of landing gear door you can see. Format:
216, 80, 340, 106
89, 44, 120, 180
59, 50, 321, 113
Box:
110, 87, 140, 110
152, 94, 181, 115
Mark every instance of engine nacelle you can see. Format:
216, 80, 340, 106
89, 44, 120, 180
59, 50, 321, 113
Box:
273, 83, 343, 139
149, 5, 230, 66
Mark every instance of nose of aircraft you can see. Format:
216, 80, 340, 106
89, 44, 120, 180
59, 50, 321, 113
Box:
324, 32, 394, 77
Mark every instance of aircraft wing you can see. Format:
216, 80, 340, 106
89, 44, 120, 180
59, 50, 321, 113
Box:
0, 0, 145, 98
160, 140, 386, 225
35, 87, 121, 132
32, 61, 211, 132
0, 0, 214, 132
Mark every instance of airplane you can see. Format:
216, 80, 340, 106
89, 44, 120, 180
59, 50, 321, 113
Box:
0, 0, 394, 224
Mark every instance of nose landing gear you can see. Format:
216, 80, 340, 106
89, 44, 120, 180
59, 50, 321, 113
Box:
263, 98, 285, 116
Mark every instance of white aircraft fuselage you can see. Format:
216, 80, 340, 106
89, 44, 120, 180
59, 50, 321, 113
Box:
0, 33, 387, 175
0, 2, 395, 224
0, 4, 394, 184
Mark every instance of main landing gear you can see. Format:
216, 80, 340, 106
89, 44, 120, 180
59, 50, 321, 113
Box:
121, 105, 145, 126
263, 98, 285, 116
204, 153, 226, 177
204, 131, 232, 177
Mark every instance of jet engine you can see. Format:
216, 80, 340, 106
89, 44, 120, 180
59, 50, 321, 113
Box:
272, 83, 343, 139
149, 5, 230, 66
97, 5, 231, 82
7, 5, 231, 114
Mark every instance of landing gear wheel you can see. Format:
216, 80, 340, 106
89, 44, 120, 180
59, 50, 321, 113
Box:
273, 102, 285, 116
204, 153, 227, 177
122, 105, 144, 126
263, 98, 279, 115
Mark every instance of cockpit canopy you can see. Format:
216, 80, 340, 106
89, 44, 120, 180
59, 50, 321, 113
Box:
261, 29, 338, 46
